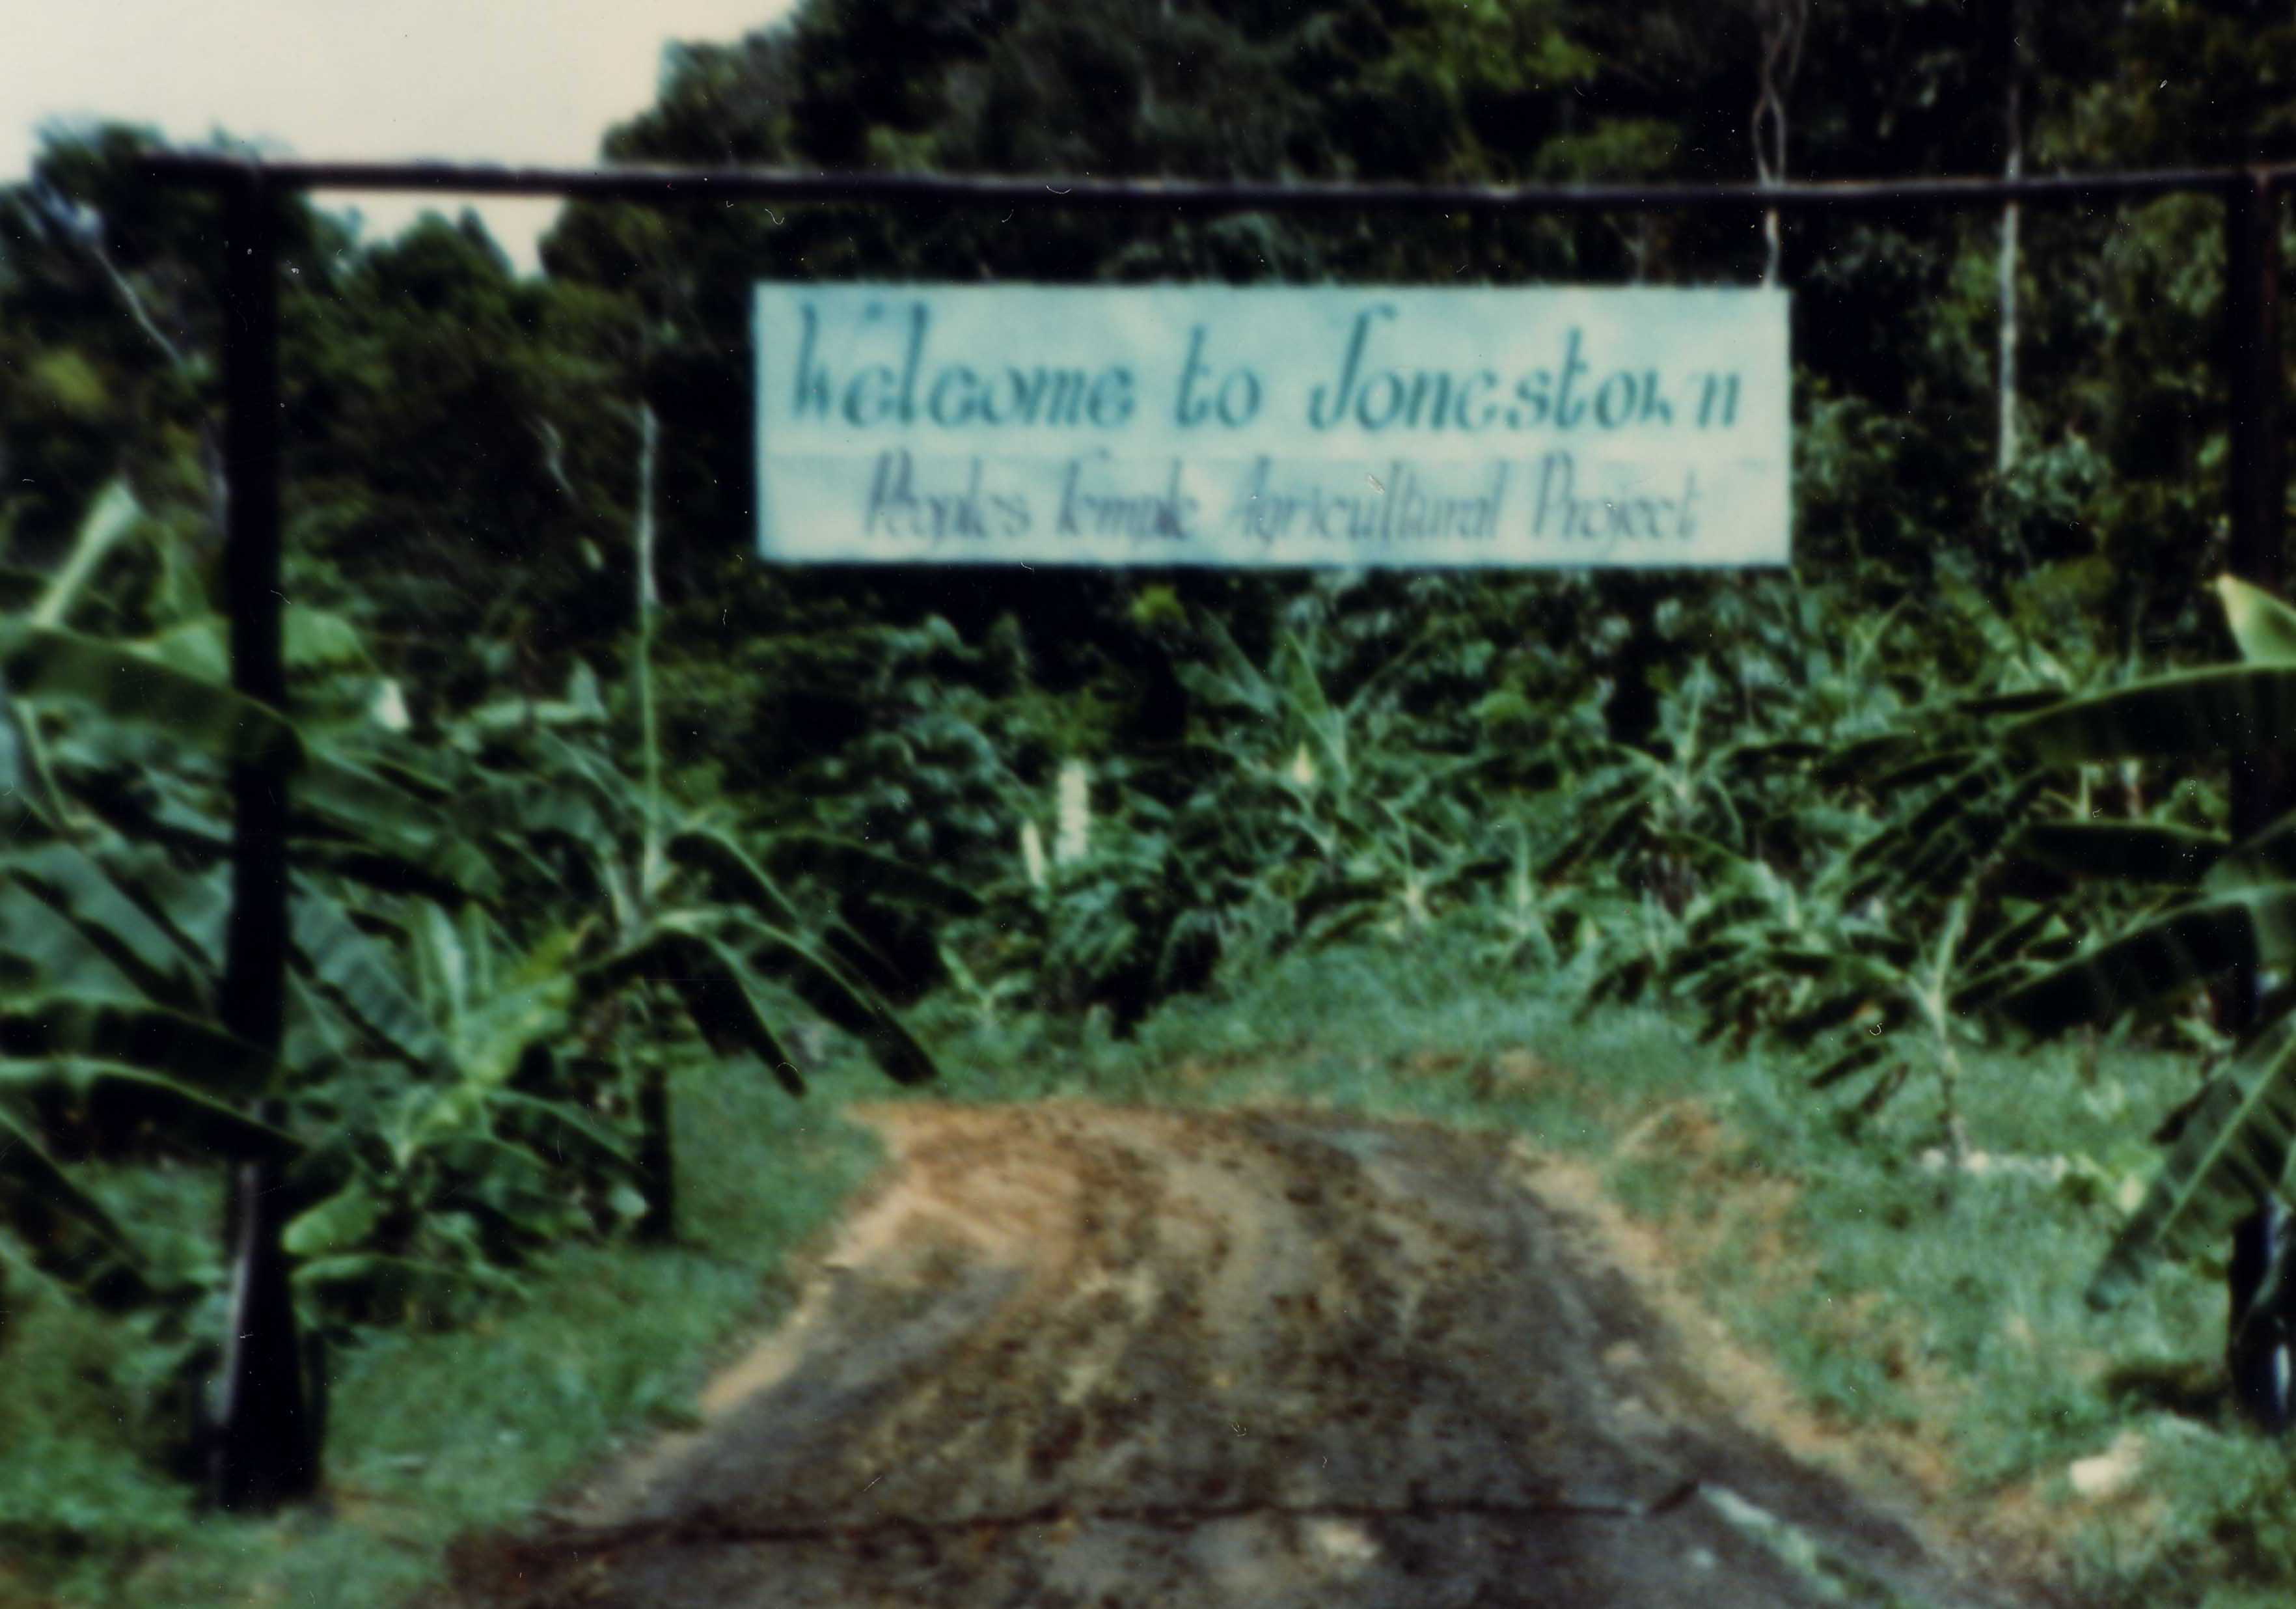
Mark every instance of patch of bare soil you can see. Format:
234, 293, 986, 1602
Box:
445, 1101, 2045, 1608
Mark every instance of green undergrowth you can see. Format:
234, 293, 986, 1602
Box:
11, 934, 2296, 1607
0, 1059, 880, 1609
883, 933, 2296, 1608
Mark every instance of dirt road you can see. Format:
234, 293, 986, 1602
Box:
447, 1101, 2036, 1608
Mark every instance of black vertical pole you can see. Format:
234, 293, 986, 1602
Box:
2228, 169, 2287, 681
2223, 169, 2293, 1429
210, 165, 317, 1510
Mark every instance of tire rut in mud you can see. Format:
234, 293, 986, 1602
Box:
444, 1101, 2036, 1609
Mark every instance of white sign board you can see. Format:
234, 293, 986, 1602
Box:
754, 284, 1788, 568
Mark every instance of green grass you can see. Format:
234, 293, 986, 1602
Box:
886, 933, 2295, 1608
10, 931, 2296, 1607
0, 1058, 880, 1609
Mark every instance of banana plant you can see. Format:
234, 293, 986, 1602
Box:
1173, 614, 1496, 962
0, 637, 428, 1507
276, 900, 639, 1327
0, 482, 534, 1506
1744, 753, 2070, 1132
446, 709, 960, 1242
1989, 575, 2296, 1426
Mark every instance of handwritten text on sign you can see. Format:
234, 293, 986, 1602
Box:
754, 284, 1788, 568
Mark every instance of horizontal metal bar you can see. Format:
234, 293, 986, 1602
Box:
139, 152, 2287, 215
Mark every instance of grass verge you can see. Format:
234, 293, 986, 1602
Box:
11, 931, 2296, 1608
880, 933, 2296, 1608
0, 1058, 879, 1609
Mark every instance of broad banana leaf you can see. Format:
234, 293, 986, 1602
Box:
714, 911, 938, 1086
1891, 779, 2045, 897
0, 1103, 154, 1302
284, 970, 362, 1073
95, 844, 234, 969
489, 778, 616, 881
1845, 761, 2001, 877
664, 827, 809, 932
2, 843, 212, 1011
135, 618, 232, 683
581, 928, 804, 1095
0, 996, 278, 1099
289, 888, 444, 1065
124, 606, 374, 698
754, 831, 985, 915
434, 920, 578, 1090
0, 1056, 299, 1159
2090, 1015, 2296, 1306
662, 935, 808, 1097
2219, 574, 2296, 665
56, 736, 492, 904
2204, 811, 2296, 896
29, 482, 141, 629
38, 738, 233, 853
673, 827, 977, 994
1953, 910, 2081, 1011
459, 662, 607, 734
2010, 578, 2296, 1304
2004, 665, 2296, 763
0, 622, 299, 771
2021, 821, 2228, 887
487, 1088, 637, 1168
298, 752, 498, 900
281, 1176, 385, 1258
1995, 888, 2296, 1039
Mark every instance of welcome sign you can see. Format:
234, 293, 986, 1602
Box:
754, 284, 1788, 568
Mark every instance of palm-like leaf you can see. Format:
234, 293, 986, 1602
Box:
750, 830, 984, 916
0, 1057, 300, 1159
0, 1103, 154, 1302
716, 911, 938, 1086
2004, 665, 2296, 764
290, 888, 444, 1065
2218, 575, 2296, 665
1997, 890, 2296, 1038
0, 622, 299, 771
2021, 821, 2227, 886
0, 995, 279, 1099
2, 842, 214, 1011
1995, 575, 2296, 1304
2090, 1018, 2296, 1305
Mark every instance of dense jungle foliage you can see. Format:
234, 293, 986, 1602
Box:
11, 0, 2296, 1539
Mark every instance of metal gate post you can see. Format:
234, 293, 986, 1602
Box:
2225, 169, 2289, 991
2222, 168, 2293, 1429
219, 169, 287, 1034
210, 163, 316, 1510
2227, 169, 2286, 678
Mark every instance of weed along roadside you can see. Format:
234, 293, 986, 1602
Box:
889, 942, 2296, 1607
412, 942, 2267, 1608
0, 935, 2215, 1606
0, 1063, 884, 1609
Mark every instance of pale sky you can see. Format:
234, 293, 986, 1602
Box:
3, 0, 802, 273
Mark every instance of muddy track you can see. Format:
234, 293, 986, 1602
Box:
446, 1102, 2040, 1608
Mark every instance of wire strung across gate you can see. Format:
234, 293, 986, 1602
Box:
140, 146, 2292, 1360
